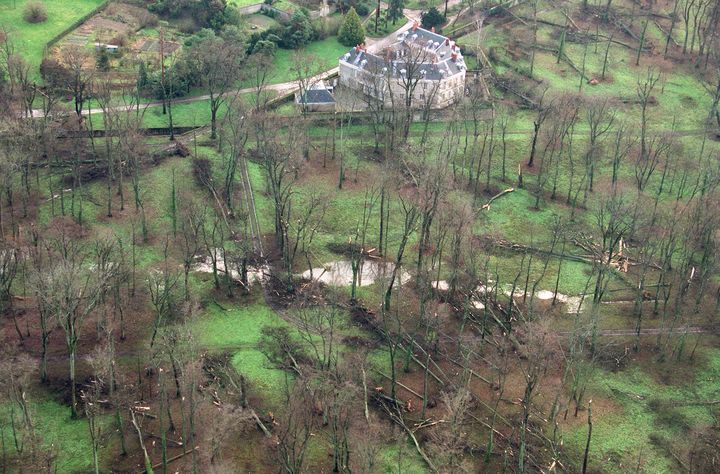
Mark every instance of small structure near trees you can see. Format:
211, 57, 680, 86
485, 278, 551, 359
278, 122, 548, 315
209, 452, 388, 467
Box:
294, 80, 336, 112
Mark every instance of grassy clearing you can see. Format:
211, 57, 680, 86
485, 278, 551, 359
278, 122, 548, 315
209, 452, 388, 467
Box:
140, 99, 213, 128
365, 16, 408, 38
378, 441, 428, 473
404, 0, 443, 10
563, 346, 720, 473
1, 395, 111, 473
0, 0, 106, 73
190, 301, 293, 408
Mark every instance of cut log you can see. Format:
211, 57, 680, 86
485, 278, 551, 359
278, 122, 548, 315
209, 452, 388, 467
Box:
250, 409, 273, 438
141, 447, 199, 473
374, 370, 425, 400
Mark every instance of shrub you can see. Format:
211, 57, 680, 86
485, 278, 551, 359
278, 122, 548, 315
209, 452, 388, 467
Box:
252, 39, 277, 56
177, 17, 199, 34
137, 10, 159, 29
110, 33, 129, 47
40, 58, 72, 91
23, 1, 48, 24
354, 2, 370, 16
312, 16, 341, 39
338, 7, 365, 47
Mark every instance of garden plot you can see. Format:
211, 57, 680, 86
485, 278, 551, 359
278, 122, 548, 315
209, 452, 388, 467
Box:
52, 3, 147, 56
134, 37, 181, 54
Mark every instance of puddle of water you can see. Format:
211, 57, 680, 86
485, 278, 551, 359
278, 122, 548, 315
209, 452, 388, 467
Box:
536, 290, 555, 300
193, 253, 265, 286
432, 280, 449, 291
302, 260, 410, 287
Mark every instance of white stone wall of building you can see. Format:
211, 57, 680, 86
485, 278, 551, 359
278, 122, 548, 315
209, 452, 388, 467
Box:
339, 61, 465, 109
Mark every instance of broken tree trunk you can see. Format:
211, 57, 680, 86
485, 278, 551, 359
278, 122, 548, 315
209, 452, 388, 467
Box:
480, 188, 515, 211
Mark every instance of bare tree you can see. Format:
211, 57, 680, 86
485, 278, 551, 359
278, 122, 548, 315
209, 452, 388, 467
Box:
584, 97, 616, 193
0, 352, 37, 457
33, 236, 112, 418
188, 32, 244, 139
276, 381, 316, 474
384, 197, 419, 311
293, 306, 341, 371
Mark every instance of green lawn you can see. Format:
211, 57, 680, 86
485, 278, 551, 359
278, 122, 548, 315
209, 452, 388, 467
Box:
563, 347, 720, 473
0, 0, 106, 74
243, 13, 281, 33
1, 395, 111, 473
229, 0, 264, 7
140, 99, 212, 128
365, 15, 408, 38
404, 0, 443, 10
191, 302, 294, 408
266, 36, 348, 84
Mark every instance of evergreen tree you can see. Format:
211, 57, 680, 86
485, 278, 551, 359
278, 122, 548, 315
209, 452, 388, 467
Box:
421, 7, 445, 30
338, 7, 366, 47
388, 0, 404, 25
137, 61, 149, 90
96, 47, 110, 72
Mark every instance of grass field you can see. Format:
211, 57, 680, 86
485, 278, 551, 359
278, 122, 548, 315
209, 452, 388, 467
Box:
563, 346, 720, 472
243, 13, 281, 32
0, 0, 106, 73
265, 36, 348, 84
365, 15, 408, 38
1, 395, 111, 473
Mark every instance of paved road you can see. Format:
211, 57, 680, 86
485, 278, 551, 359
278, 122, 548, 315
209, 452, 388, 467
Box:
557, 325, 719, 337
30, 67, 341, 118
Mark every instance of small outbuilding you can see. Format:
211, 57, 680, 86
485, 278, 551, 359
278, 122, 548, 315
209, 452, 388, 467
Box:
295, 82, 336, 112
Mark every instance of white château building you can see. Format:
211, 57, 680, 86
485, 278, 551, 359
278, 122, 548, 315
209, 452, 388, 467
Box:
338, 24, 466, 109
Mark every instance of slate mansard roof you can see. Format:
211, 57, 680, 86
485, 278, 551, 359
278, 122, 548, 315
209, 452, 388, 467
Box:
339, 26, 467, 81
